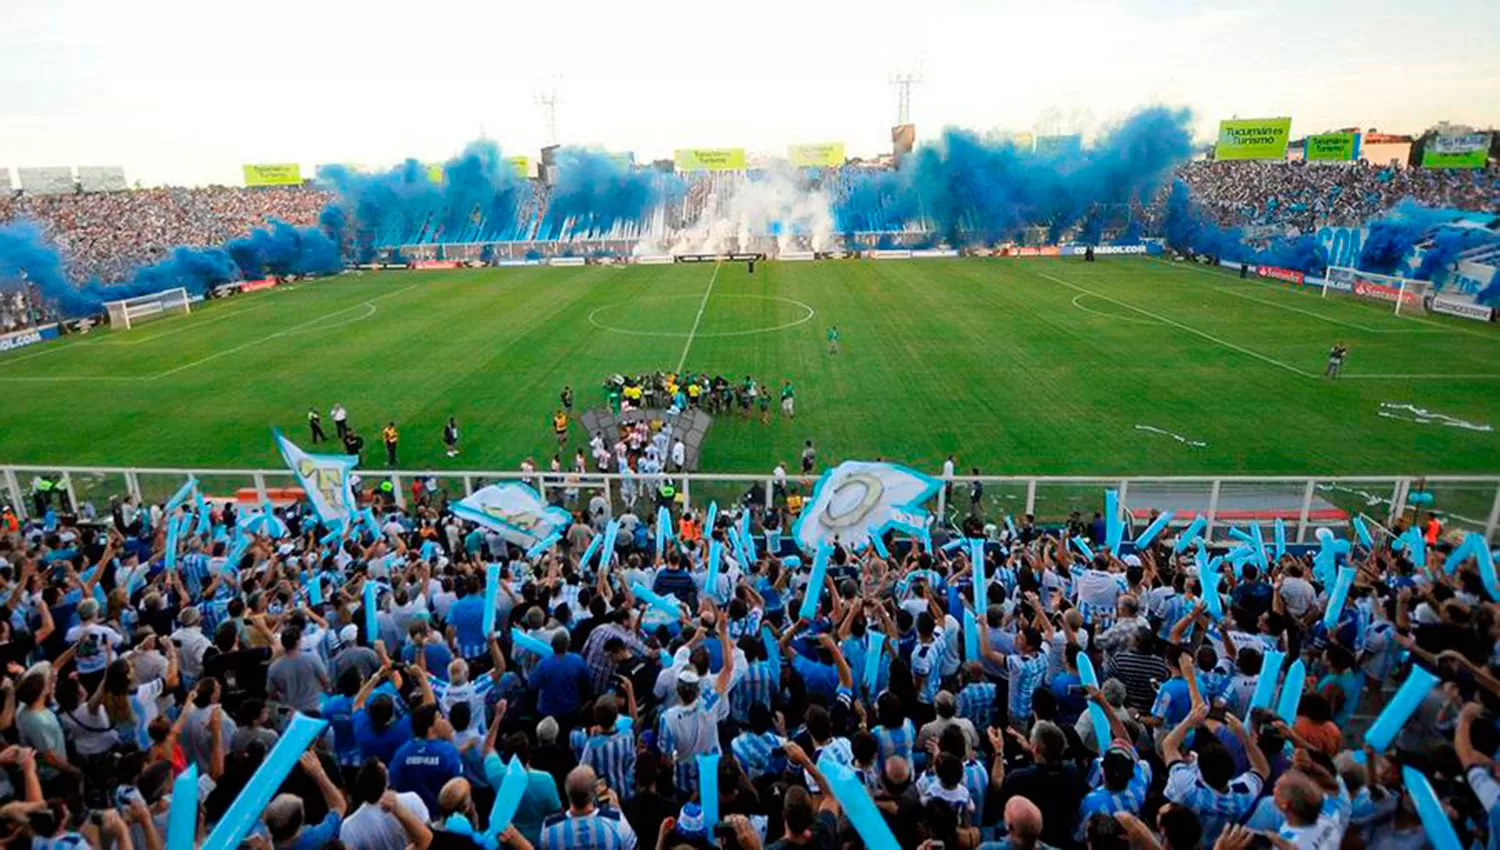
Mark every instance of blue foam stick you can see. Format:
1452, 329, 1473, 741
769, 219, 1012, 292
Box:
1403, 766, 1462, 850
224, 531, 251, 571
1077, 652, 1112, 755
920, 529, 933, 554
822, 763, 901, 850
761, 625, 781, 690
706, 539, 723, 600
970, 538, 987, 603
200, 713, 329, 850
482, 563, 500, 637
1071, 536, 1094, 560
1228, 527, 1255, 545
164, 476, 196, 515
1443, 534, 1476, 574
1398, 527, 1426, 567
194, 490, 211, 537
1202, 568, 1224, 621
1245, 649, 1285, 720
1251, 523, 1267, 570
942, 538, 964, 553
963, 608, 980, 662
1322, 567, 1356, 629
1474, 538, 1499, 601
1174, 515, 1207, 553
1365, 664, 1440, 750
419, 540, 439, 561
699, 753, 721, 832
164, 512, 183, 570
510, 627, 553, 657
307, 571, 323, 606
705, 502, 718, 535
600, 519, 620, 567
1005, 515, 1017, 536
1276, 659, 1307, 725
799, 545, 833, 620
319, 521, 345, 546
1273, 518, 1287, 561
870, 533, 891, 559
1352, 515, 1374, 550
632, 582, 683, 619
740, 510, 756, 560
166, 763, 199, 850
526, 532, 560, 560
484, 756, 530, 837
1134, 510, 1175, 550
578, 533, 603, 570
1104, 489, 1123, 555
863, 632, 884, 697
656, 506, 670, 558
363, 582, 379, 646
781, 555, 802, 568
729, 524, 751, 568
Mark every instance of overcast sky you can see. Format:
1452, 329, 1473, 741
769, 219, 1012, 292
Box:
2, 0, 1497, 187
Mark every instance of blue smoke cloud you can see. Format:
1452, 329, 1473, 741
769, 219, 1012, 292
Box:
1413, 226, 1497, 282
1161, 181, 1328, 274
1357, 199, 1470, 275
536, 148, 681, 239
225, 220, 342, 280
833, 106, 1194, 245
0, 220, 97, 317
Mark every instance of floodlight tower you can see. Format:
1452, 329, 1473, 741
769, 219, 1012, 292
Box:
889, 72, 923, 126
534, 77, 562, 146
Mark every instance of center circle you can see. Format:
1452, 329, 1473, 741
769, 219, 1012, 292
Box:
587, 294, 816, 338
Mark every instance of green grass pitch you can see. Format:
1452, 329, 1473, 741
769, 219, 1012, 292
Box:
3, 256, 1499, 484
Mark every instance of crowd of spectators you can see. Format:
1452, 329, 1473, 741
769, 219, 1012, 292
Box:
0, 469, 1495, 850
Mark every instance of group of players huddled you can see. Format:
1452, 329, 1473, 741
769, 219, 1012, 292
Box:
597, 371, 796, 422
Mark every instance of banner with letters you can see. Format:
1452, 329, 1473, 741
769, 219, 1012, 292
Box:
1431, 294, 1494, 322
507, 156, 529, 178
1214, 118, 1292, 161
788, 143, 845, 168
1305, 132, 1359, 162
1422, 133, 1490, 169
242, 164, 303, 186
1314, 226, 1366, 270
791, 461, 941, 553
273, 430, 358, 527
453, 483, 572, 550
674, 148, 746, 172
1256, 265, 1304, 285
0, 323, 60, 353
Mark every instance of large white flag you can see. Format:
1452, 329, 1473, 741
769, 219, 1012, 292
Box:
273, 429, 358, 527
453, 482, 572, 550
791, 460, 941, 553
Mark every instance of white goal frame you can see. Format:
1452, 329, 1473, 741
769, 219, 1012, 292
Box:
1322, 266, 1431, 316
103, 288, 191, 330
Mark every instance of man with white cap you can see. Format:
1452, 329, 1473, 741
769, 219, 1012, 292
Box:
171, 607, 212, 686
657, 613, 734, 795
64, 598, 123, 693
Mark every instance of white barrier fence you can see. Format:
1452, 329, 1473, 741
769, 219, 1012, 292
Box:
4, 464, 1498, 544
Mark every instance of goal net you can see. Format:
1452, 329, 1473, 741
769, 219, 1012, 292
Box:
103, 287, 191, 330
1323, 266, 1432, 316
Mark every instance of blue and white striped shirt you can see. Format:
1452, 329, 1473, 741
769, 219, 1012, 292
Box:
871, 720, 915, 771
570, 728, 637, 801
538, 809, 637, 850
730, 731, 785, 780
957, 682, 998, 729
730, 661, 776, 724
911, 637, 949, 705
1077, 759, 1152, 841
1005, 653, 1049, 723
1163, 760, 1263, 845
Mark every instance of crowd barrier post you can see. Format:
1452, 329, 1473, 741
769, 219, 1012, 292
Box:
1487, 488, 1500, 543
1204, 480, 1223, 539
1025, 479, 1037, 516
1295, 480, 1317, 543
252, 473, 269, 504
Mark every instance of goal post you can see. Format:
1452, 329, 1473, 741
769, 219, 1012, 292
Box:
1322, 266, 1431, 316
103, 288, 191, 330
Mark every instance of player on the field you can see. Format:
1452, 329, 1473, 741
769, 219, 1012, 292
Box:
827, 325, 840, 354
443, 417, 460, 457
780, 381, 795, 418
307, 408, 326, 444
1325, 343, 1348, 378
553, 410, 569, 446
560, 385, 574, 413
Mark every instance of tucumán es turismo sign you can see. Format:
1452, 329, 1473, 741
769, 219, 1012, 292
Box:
1214, 118, 1293, 160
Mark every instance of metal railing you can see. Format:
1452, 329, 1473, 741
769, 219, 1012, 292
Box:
5, 463, 1498, 544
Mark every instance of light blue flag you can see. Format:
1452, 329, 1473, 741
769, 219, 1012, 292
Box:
1077, 653, 1111, 755
962, 608, 980, 662
761, 625, 781, 690
363, 582, 379, 647
485, 756, 530, 838
821, 763, 900, 850
799, 544, 833, 620
1365, 665, 1440, 750
1134, 511, 1175, 550
483, 564, 500, 637
1273, 518, 1287, 561
970, 538, 987, 604
791, 460, 940, 553
1071, 536, 1094, 560
1104, 490, 1123, 555
166, 763, 199, 850
740, 510, 756, 561
1173, 515, 1207, 553
273, 429, 359, 528
579, 533, 603, 570
1403, 766, 1462, 850
1246, 649, 1285, 720
1276, 659, 1306, 725
599, 519, 620, 567
656, 506, 671, 559
200, 713, 329, 850
632, 583, 683, 619
452, 482, 572, 551
511, 627, 553, 657
863, 632, 884, 697
699, 753, 721, 832
164, 476, 196, 516
1322, 567, 1356, 629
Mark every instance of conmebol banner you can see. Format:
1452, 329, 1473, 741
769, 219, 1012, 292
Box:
1214, 118, 1292, 161
791, 461, 941, 552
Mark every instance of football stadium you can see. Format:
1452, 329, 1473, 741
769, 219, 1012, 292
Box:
2, 3, 1500, 849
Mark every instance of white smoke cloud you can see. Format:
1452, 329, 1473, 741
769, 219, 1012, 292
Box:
636, 166, 836, 255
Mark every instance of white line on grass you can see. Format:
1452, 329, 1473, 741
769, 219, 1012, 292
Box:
89, 303, 271, 346
1068, 293, 1165, 326
150, 283, 421, 380
675, 263, 721, 372
1032, 270, 1318, 377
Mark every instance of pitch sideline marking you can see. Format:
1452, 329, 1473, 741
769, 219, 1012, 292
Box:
675, 262, 721, 372
150, 283, 421, 380
1031, 269, 1317, 377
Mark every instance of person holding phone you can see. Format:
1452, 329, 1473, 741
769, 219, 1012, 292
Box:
538, 765, 637, 850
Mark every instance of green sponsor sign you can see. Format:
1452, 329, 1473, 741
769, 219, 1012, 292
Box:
1305, 132, 1358, 162
1422, 133, 1489, 169
1214, 117, 1292, 161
